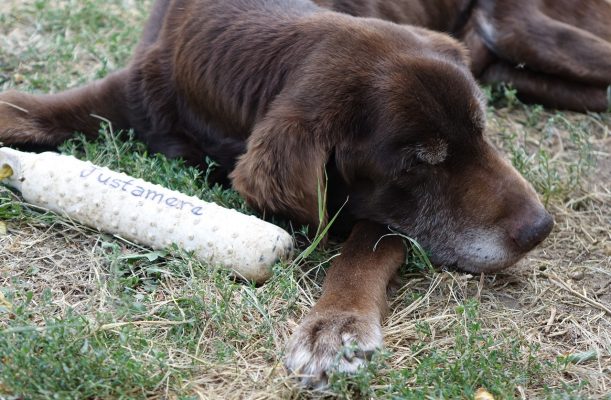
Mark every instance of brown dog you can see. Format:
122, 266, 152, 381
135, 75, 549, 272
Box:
318, 0, 611, 112
0, 0, 571, 387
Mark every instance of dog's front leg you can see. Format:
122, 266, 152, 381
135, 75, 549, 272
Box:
285, 221, 405, 388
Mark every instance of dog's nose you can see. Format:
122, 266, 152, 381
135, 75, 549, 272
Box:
511, 210, 554, 252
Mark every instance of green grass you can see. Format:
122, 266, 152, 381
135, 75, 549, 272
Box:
0, 289, 586, 399
0, 0, 148, 92
486, 85, 597, 206
326, 301, 583, 400
1, 294, 169, 399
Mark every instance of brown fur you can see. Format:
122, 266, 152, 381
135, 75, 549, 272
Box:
317, 0, 611, 112
3, 0, 606, 387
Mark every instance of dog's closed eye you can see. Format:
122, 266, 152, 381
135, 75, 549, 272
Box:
414, 139, 448, 165
398, 139, 448, 173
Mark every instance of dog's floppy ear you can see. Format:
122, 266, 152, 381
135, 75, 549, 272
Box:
230, 106, 332, 230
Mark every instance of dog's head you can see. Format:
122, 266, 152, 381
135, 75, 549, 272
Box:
231, 24, 553, 273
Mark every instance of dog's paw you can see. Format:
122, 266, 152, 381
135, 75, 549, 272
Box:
284, 311, 382, 388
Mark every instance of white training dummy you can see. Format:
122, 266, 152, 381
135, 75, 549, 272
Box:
0, 148, 294, 283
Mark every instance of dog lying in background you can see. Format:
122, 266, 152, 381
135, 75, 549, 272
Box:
1, 0, 608, 387
319, 0, 611, 112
